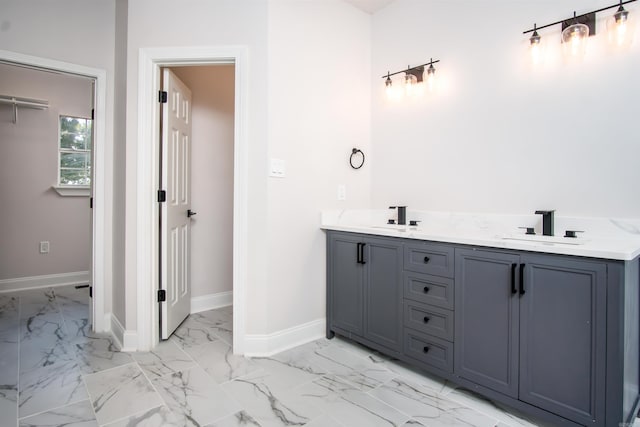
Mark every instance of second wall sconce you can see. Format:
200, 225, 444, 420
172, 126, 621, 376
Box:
524, 0, 636, 62
383, 58, 439, 99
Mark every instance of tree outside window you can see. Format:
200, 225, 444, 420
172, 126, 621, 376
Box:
59, 116, 92, 186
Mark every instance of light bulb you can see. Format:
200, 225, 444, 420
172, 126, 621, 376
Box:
404, 73, 417, 96
385, 74, 394, 98
562, 22, 589, 59
607, 5, 635, 48
529, 27, 544, 65
426, 64, 436, 92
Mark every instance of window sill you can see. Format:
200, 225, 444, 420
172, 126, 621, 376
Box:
52, 185, 90, 197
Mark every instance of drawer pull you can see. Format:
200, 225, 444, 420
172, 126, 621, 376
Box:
423, 286, 430, 293
423, 316, 430, 323
423, 256, 430, 263
423, 346, 430, 353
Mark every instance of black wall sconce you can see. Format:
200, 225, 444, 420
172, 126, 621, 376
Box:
383, 58, 440, 99
524, 0, 636, 60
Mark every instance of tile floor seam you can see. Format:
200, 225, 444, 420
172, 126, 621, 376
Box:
79, 367, 100, 426
165, 336, 197, 364
131, 343, 228, 425
130, 358, 171, 411
96, 403, 168, 427
215, 365, 262, 386
16, 398, 94, 423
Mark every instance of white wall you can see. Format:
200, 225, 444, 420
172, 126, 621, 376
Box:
172, 65, 235, 299
124, 0, 270, 332
266, 0, 372, 333
124, 0, 372, 339
371, 0, 640, 217
0, 64, 93, 281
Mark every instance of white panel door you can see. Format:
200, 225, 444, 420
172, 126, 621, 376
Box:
160, 69, 193, 340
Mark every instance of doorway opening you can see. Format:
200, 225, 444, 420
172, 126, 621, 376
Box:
157, 64, 235, 340
137, 46, 248, 353
0, 49, 109, 332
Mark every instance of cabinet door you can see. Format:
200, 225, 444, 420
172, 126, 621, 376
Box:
519, 254, 606, 425
455, 248, 520, 398
364, 237, 403, 351
327, 232, 364, 336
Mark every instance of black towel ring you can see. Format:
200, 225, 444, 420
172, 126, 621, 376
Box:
350, 148, 365, 169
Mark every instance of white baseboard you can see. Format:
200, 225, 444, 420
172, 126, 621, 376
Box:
109, 313, 138, 352
191, 291, 232, 314
243, 318, 326, 357
0, 271, 90, 293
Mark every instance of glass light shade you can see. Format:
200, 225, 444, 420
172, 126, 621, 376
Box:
385, 76, 393, 97
529, 31, 544, 65
404, 73, 418, 96
426, 66, 436, 92
607, 8, 635, 48
384, 76, 401, 100
562, 23, 589, 58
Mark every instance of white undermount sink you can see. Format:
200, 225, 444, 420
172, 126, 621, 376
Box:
501, 234, 588, 246
370, 224, 423, 232
371, 225, 410, 231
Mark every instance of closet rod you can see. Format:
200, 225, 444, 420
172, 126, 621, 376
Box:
0, 95, 49, 109
0, 95, 49, 124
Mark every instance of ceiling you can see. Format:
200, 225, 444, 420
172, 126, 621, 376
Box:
343, 0, 397, 14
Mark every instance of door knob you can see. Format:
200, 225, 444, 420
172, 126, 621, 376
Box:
187, 209, 197, 218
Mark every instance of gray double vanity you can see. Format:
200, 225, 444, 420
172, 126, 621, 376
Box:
323, 210, 640, 426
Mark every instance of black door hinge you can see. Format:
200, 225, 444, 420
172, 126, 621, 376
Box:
91, 108, 95, 120
159, 91, 168, 103
89, 286, 93, 298
158, 190, 166, 202
157, 289, 166, 302
90, 197, 93, 209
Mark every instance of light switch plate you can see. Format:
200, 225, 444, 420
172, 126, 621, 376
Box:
269, 158, 286, 178
338, 184, 346, 200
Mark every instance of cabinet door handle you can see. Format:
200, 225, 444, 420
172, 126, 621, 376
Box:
511, 263, 517, 295
423, 346, 430, 353
519, 263, 526, 295
356, 243, 365, 264
423, 286, 430, 293
423, 316, 430, 323
423, 256, 430, 263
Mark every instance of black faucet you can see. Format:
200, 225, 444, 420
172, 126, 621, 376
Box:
535, 210, 555, 236
389, 206, 407, 225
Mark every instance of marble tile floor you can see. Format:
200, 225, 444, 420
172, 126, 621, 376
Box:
1, 285, 637, 427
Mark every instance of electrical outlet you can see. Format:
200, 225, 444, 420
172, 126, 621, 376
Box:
39, 241, 49, 254
269, 158, 286, 178
337, 184, 346, 201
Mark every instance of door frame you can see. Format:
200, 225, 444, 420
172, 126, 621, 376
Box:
137, 46, 248, 352
0, 49, 108, 332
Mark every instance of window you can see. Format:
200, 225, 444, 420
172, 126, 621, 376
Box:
59, 115, 92, 187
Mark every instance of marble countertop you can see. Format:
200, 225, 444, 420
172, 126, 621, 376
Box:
321, 210, 640, 261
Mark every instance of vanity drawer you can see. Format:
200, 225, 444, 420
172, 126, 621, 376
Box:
404, 242, 454, 278
404, 329, 453, 373
404, 300, 453, 341
404, 272, 454, 310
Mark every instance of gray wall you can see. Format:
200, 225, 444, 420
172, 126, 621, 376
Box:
0, 63, 93, 281
172, 65, 235, 299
